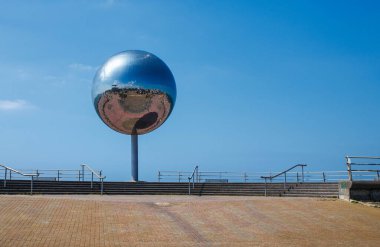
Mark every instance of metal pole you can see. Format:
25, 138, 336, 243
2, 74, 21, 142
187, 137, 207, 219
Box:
131, 134, 138, 182
244, 172, 247, 183
284, 173, 287, 189
346, 157, 352, 181
31, 176, 33, 195
78, 170, 81, 181
101, 178, 104, 195
158, 171, 161, 182
296, 172, 299, 183
91, 173, 93, 189
188, 177, 191, 195
9, 170, 11, 181
264, 178, 267, 197
57, 170, 60, 182
82, 166, 85, 182
301, 165, 305, 182
4, 168, 7, 187
323, 172, 326, 183
178, 172, 181, 182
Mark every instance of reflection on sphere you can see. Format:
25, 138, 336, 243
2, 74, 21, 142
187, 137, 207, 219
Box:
92, 50, 176, 135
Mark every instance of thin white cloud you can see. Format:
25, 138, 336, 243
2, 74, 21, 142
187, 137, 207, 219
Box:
69, 63, 98, 72
0, 100, 35, 111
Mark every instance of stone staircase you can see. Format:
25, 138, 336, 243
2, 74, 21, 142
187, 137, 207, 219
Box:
282, 182, 339, 198
0, 180, 339, 197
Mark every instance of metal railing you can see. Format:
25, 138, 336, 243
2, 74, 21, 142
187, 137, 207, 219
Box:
80, 164, 106, 195
188, 166, 199, 195
346, 156, 380, 181
0, 167, 103, 181
261, 164, 307, 196
158, 169, 350, 183
158, 171, 192, 182
0, 164, 106, 195
0, 164, 39, 195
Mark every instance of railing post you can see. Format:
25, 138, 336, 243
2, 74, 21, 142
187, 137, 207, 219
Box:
196, 166, 199, 183
188, 177, 191, 195
377, 170, 380, 181
178, 172, 181, 182
99, 170, 102, 181
158, 171, 161, 182
91, 173, 94, 189
82, 165, 85, 182
301, 165, 305, 182
78, 170, 81, 182
4, 168, 7, 187
296, 172, 299, 183
100, 178, 104, 195
284, 172, 287, 189
9, 170, 11, 181
323, 172, 326, 183
57, 170, 60, 182
30, 176, 33, 195
264, 178, 267, 197
346, 156, 353, 181
244, 172, 247, 183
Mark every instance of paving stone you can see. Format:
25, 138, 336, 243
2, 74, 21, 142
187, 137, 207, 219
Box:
0, 195, 379, 246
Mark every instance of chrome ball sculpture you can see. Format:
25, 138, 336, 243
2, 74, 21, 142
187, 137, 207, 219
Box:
92, 50, 177, 181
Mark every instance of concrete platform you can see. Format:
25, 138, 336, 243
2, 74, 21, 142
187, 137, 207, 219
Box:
339, 181, 380, 201
0, 195, 379, 246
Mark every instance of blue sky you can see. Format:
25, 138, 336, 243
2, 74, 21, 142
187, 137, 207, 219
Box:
0, 0, 379, 181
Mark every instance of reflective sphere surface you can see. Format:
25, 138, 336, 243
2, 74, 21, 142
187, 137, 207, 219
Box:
92, 50, 176, 135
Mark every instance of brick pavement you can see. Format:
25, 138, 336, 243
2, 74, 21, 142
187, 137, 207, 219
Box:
0, 195, 379, 246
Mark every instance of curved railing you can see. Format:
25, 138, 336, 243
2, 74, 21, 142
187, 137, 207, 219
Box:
188, 165, 198, 195
81, 164, 106, 195
1, 164, 106, 195
158, 170, 349, 183
0, 164, 39, 195
261, 164, 307, 196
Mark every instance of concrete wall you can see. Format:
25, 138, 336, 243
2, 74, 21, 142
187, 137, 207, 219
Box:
339, 181, 380, 201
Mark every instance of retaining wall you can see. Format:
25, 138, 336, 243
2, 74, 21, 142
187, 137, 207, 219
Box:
339, 181, 380, 201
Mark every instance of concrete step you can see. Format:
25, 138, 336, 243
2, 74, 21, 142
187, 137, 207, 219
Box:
0, 180, 339, 197
282, 194, 338, 198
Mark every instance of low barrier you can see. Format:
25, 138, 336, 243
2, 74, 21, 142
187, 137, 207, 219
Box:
0, 163, 105, 195
158, 169, 352, 183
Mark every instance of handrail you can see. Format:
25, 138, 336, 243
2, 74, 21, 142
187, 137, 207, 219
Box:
158, 169, 350, 183
0, 164, 38, 177
346, 156, 380, 181
81, 164, 106, 195
188, 165, 199, 195
261, 164, 307, 196
0, 164, 38, 195
346, 156, 380, 159
261, 164, 307, 181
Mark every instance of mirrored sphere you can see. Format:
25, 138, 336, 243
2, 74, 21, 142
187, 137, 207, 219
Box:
92, 50, 176, 135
